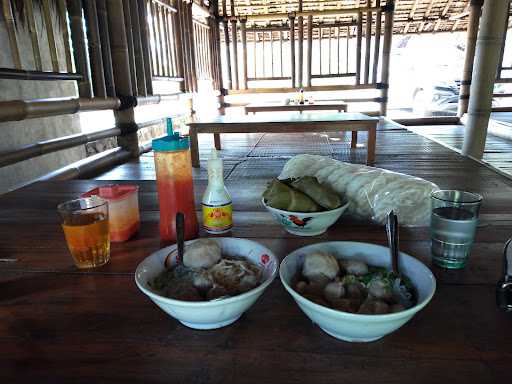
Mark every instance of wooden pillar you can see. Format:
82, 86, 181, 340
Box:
457, 0, 483, 117
241, 19, 248, 89
462, 0, 510, 159
97, 0, 116, 97
306, 15, 313, 87
289, 15, 296, 88
122, 0, 138, 95
356, 11, 363, 85
379, 1, 394, 116
2, 0, 21, 69
107, 0, 139, 157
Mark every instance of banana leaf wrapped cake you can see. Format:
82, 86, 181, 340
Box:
263, 176, 344, 213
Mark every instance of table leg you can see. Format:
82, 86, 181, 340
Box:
189, 126, 200, 168
351, 131, 358, 149
367, 125, 376, 166
214, 133, 222, 150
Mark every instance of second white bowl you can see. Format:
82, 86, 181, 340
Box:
280, 241, 436, 342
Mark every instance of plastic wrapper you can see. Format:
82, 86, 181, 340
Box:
278, 155, 439, 226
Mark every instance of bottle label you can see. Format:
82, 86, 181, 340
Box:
202, 203, 233, 232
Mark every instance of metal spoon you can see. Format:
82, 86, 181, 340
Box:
496, 238, 512, 312
176, 212, 185, 265
386, 210, 399, 274
386, 211, 413, 307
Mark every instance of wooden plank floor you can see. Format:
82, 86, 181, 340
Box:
94, 119, 465, 181
408, 114, 512, 179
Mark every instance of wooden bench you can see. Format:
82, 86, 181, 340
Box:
244, 101, 348, 114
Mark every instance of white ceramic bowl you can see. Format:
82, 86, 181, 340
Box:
262, 198, 349, 236
135, 237, 278, 330
280, 241, 436, 342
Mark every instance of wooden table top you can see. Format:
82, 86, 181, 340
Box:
1, 178, 512, 383
190, 112, 377, 126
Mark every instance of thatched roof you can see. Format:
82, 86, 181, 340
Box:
220, 0, 478, 34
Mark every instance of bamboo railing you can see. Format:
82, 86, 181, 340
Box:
0, 0, 217, 180
221, 2, 392, 114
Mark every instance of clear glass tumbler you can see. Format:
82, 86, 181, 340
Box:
58, 196, 110, 269
430, 190, 482, 269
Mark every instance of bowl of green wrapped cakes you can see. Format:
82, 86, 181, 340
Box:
262, 176, 349, 236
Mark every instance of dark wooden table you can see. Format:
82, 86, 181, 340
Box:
1, 177, 512, 383
188, 113, 378, 167
244, 101, 348, 114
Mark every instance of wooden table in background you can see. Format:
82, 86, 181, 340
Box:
244, 101, 348, 114
188, 112, 378, 167
1, 176, 511, 382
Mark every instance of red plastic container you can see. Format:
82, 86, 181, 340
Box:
82, 185, 140, 242
153, 126, 198, 244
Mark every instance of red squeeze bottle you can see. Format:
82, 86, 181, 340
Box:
153, 121, 198, 243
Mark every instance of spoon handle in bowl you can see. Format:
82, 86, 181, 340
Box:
176, 212, 185, 264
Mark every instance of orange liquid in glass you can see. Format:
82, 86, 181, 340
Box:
62, 213, 110, 268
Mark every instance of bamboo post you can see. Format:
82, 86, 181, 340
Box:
230, 0, 239, 89
123, 0, 138, 95
186, 2, 198, 92
279, 30, 283, 77
328, 27, 332, 74
172, 0, 185, 91
462, 0, 510, 159
262, 31, 265, 77
161, 6, 173, 77
372, 0, 382, 83
151, 1, 163, 76
230, 20, 239, 89
42, 0, 59, 72
2, 0, 21, 69
337, 26, 341, 74
96, 0, 116, 97
69, 0, 93, 97
346, 26, 349, 73
364, 6, 372, 84
24, 0, 42, 71
356, 11, 362, 85
177, 0, 190, 91
241, 19, 248, 89
57, 0, 73, 72
223, 19, 233, 89
130, 0, 147, 96
84, 0, 107, 98
270, 31, 274, 76
138, 0, 154, 94
379, 0, 394, 116
318, 28, 322, 74
306, 15, 312, 86
457, 0, 483, 117
298, 0, 304, 87
289, 15, 296, 88
107, 0, 139, 157
496, 3, 509, 79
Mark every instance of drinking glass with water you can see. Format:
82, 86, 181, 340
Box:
430, 190, 482, 269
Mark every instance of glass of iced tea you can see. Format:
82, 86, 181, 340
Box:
58, 196, 110, 269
